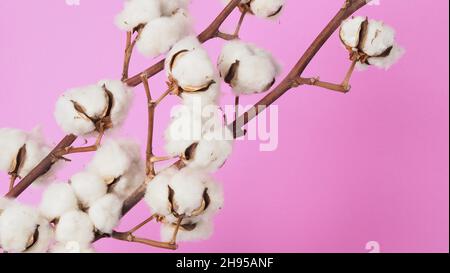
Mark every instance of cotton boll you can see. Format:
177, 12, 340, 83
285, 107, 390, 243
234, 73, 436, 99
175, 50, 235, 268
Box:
191, 179, 224, 223
88, 194, 123, 234
24, 219, 54, 253
115, 0, 162, 31
186, 131, 233, 173
87, 139, 135, 183
367, 43, 405, 70
360, 19, 396, 57
218, 40, 279, 94
340, 16, 367, 48
160, 0, 191, 16
18, 137, 50, 183
49, 242, 95, 253
170, 47, 216, 91
110, 160, 145, 199
164, 104, 204, 157
70, 171, 107, 208
55, 210, 94, 246
165, 36, 202, 71
54, 85, 109, 135
160, 219, 213, 242
98, 80, 134, 129
169, 168, 209, 217
136, 9, 191, 57
0, 204, 40, 252
0, 128, 27, 173
144, 167, 178, 216
40, 183, 79, 221
249, 0, 284, 19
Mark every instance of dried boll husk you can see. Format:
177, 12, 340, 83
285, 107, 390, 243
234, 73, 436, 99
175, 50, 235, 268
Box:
340, 16, 403, 69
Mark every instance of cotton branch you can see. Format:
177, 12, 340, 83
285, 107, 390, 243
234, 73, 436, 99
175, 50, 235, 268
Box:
101, 0, 370, 235
4, 0, 242, 199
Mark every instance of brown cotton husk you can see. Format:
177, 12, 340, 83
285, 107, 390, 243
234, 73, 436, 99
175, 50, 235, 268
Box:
225, 60, 240, 86
25, 225, 40, 251
268, 5, 283, 18
8, 144, 27, 176
183, 142, 199, 162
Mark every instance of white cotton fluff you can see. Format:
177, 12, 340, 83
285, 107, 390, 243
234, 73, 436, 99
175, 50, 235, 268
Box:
218, 40, 280, 94
88, 194, 123, 234
115, 0, 162, 31
98, 79, 134, 129
0, 204, 40, 252
0, 128, 27, 173
25, 219, 54, 253
70, 171, 107, 208
54, 84, 108, 136
168, 168, 209, 217
360, 19, 396, 57
191, 179, 224, 222
340, 16, 367, 48
55, 210, 94, 246
164, 104, 204, 157
49, 242, 95, 253
144, 167, 178, 216
0, 197, 16, 212
165, 41, 216, 91
39, 183, 79, 221
136, 9, 191, 57
160, 219, 213, 242
160, 0, 191, 16
18, 135, 51, 184
249, 0, 284, 19
186, 129, 233, 173
367, 43, 405, 70
111, 160, 146, 199
87, 139, 136, 183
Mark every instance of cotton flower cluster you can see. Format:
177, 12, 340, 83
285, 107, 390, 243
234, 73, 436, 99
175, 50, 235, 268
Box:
340, 16, 404, 70
54, 80, 133, 136
145, 168, 224, 242
37, 138, 144, 251
218, 40, 280, 95
115, 0, 192, 57
0, 127, 54, 185
221, 0, 285, 19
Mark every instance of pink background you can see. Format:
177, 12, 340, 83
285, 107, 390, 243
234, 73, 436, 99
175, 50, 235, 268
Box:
0, 0, 448, 253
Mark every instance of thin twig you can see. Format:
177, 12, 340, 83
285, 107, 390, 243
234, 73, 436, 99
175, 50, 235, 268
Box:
141, 74, 156, 177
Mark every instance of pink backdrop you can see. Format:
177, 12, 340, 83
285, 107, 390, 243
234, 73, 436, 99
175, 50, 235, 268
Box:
0, 0, 448, 253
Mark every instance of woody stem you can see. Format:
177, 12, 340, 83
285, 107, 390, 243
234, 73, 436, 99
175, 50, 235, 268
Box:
141, 74, 156, 177
126, 214, 156, 234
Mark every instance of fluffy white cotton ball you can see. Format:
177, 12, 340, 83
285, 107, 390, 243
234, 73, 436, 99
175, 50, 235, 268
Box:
18, 136, 51, 184
249, 0, 284, 19
191, 179, 224, 222
87, 139, 137, 183
164, 104, 204, 157
218, 40, 280, 94
165, 35, 201, 65
55, 210, 94, 246
360, 19, 396, 57
98, 79, 134, 129
169, 168, 209, 217
160, 219, 213, 242
54, 84, 109, 136
70, 171, 107, 208
39, 183, 79, 221
88, 194, 123, 234
185, 129, 233, 173
0, 204, 40, 252
160, 0, 191, 16
144, 167, 178, 216
136, 9, 191, 57
0, 128, 27, 173
115, 0, 162, 31
49, 242, 95, 253
166, 44, 216, 91
340, 16, 367, 48
110, 160, 145, 199
0, 197, 16, 212
367, 43, 405, 70
25, 219, 54, 253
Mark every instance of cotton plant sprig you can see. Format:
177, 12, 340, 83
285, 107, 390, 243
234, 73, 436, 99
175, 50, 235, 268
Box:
1, 0, 404, 252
